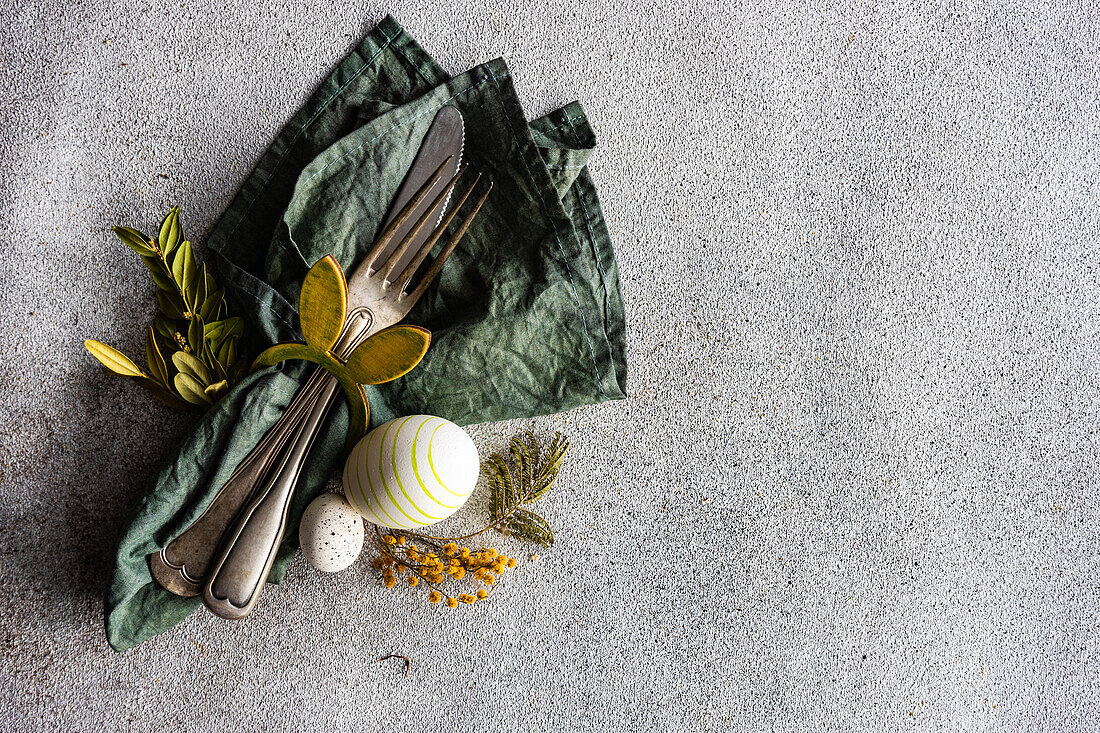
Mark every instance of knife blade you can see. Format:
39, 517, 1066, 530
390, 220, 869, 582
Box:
351, 104, 464, 304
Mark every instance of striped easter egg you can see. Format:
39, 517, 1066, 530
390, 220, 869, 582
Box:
342, 415, 479, 529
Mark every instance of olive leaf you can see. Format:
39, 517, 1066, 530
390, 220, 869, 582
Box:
184, 253, 205, 309
145, 327, 169, 386
187, 314, 204, 357
171, 240, 195, 309
172, 350, 212, 384
157, 289, 185, 320
206, 338, 228, 383
141, 254, 177, 291
114, 226, 157, 256
85, 340, 146, 378
153, 314, 175, 339
217, 316, 244, 340
174, 372, 212, 405
216, 336, 236, 367
158, 206, 182, 256
85, 206, 251, 413
204, 319, 226, 344
199, 287, 224, 321
204, 317, 243, 371
204, 379, 229, 400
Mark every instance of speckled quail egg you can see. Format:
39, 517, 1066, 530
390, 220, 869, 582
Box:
298, 492, 364, 572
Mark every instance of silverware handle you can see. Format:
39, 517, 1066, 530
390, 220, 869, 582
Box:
202, 376, 340, 618
149, 365, 331, 596
200, 310, 374, 618
151, 310, 376, 598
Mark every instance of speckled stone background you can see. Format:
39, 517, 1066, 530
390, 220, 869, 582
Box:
2, 1, 1099, 731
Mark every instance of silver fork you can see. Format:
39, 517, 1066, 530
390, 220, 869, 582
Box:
149, 108, 473, 600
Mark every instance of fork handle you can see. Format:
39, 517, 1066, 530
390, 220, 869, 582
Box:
202, 375, 341, 618
152, 310, 374, 599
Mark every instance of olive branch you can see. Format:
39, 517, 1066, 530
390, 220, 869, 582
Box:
84, 206, 248, 411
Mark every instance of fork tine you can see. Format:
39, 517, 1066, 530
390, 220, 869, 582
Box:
391, 172, 482, 290
401, 181, 493, 304
362, 155, 454, 274
380, 166, 468, 285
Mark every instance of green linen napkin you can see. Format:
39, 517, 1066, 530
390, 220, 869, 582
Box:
104, 15, 627, 651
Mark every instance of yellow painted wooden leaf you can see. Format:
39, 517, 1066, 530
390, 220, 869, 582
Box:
298, 255, 347, 352
329, 371, 370, 453
85, 340, 146, 378
249, 255, 430, 456
250, 340, 370, 454
344, 325, 431, 385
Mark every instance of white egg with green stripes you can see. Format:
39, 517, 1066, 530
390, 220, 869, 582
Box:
343, 414, 480, 529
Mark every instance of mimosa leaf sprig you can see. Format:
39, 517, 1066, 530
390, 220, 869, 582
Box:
251, 255, 431, 452
485, 431, 568, 546
84, 206, 249, 411
369, 431, 568, 607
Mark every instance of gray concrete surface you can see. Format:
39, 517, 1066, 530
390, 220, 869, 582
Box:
2, 1, 1099, 730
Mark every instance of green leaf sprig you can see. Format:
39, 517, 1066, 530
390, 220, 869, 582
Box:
84, 206, 248, 411
483, 431, 568, 547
